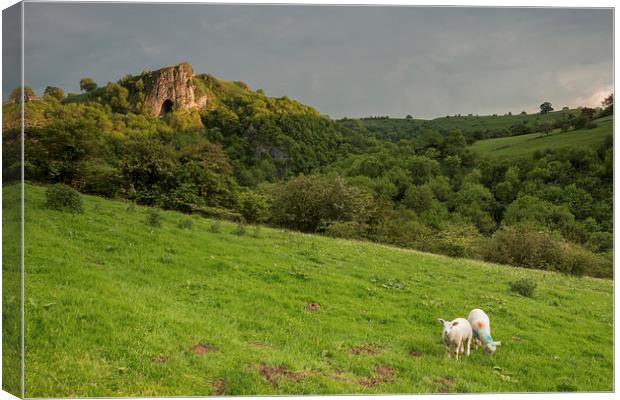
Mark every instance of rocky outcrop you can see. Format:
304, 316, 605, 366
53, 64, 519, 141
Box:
143, 63, 208, 116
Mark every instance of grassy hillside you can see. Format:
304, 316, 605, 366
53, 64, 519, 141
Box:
470, 116, 613, 160
337, 109, 579, 140
9, 184, 613, 396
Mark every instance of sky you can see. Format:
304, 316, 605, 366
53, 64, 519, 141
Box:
6, 3, 614, 119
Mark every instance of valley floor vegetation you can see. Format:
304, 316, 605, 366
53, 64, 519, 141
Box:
2, 69, 613, 280
2, 184, 613, 396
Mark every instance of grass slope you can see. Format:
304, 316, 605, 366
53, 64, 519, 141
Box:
11, 184, 613, 396
338, 109, 580, 139
470, 116, 612, 160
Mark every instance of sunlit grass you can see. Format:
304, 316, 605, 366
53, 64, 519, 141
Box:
12, 183, 613, 396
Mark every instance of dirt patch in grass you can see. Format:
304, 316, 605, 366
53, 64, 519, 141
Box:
151, 355, 170, 364
358, 364, 395, 387
211, 378, 226, 395
350, 343, 384, 355
257, 363, 303, 387
306, 302, 320, 312
409, 350, 423, 357
433, 376, 456, 393
190, 343, 218, 355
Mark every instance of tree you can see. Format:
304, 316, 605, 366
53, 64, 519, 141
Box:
600, 93, 613, 117
79, 77, 97, 93
43, 86, 64, 100
539, 102, 554, 114
8, 86, 36, 103
538, 121, 554, 136
405, 114, 413, 120
581, 107, 596, 120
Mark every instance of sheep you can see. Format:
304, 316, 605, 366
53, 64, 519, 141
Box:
437, 317, 472, 360
468, 308, 501, 355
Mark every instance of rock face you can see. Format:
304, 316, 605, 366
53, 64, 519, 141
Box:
143, 63, 208, 116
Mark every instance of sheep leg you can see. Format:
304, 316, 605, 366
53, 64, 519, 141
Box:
455, 343, 460, 360
446, 345, 451, 359
466, 336, 471, 356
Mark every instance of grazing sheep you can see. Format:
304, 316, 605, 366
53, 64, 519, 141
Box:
437, 317, 472, 360
468, 308, 501, 355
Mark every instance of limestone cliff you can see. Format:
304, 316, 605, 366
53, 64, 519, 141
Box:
143, 63, 208, 116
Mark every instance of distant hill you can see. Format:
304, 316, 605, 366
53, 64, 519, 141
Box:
336, 109, 582, 142
470, 115, 612, 160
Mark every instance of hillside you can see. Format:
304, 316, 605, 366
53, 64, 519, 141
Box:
10, 183, 613, 396
470, 116, 613, 160
336, 109, 580, 142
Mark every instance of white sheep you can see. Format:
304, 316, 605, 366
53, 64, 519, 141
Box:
468, 308, 501, 355
437, 317, 472, 360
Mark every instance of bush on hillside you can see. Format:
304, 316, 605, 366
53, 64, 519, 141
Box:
145, 209, 162, 228
481, 224, 610, 277
45, 184, 83, 213
269, 175, 378, 233
509, 278, 537, 297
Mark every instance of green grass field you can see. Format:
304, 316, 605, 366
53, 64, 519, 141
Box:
470, 116, 613, 160
5, 184, 613, 396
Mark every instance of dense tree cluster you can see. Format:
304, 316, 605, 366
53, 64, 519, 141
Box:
2, 75, 613, 277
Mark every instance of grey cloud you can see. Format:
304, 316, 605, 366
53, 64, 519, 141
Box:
10, 3, 613, 118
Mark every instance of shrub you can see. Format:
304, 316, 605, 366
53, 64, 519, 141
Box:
482, 224, 611, 277
251, 225, 262, 238
145, 209, 162, 228
45, 184, 83, 213
177, 219, 193, 230
509, 278, 537, 297
324, 221, 365, 239
269, 175, 377, 233
209, 221, 221, 233
234, 220, 247, 236
236, 190, 270, 223
481, 225, 560, 270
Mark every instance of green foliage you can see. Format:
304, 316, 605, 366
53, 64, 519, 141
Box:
209, 220, 222, 233
539, 102, 554, 114
79, 77, 97, 93
43, 86, 65, 100
145, 209, 162, 228
1, 66, 611, 278
177, 219, 193, 230
236, 190, 270, 223
8, 85, 36, 102
509, 278, 537, 297
234, 220, 247, 236
269, 175, 377, 233
45, 184, 83, 213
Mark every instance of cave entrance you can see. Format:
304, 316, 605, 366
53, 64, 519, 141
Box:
160, 99, 174, 116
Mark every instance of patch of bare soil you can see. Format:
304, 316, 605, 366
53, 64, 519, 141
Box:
409, 350, 423, 357
358, 364, 395, 387
151, 355, 170, 364
306, 302, 320, 312
257, 363, 303, 387
211, 378, 226, 395
350, 343, 384, 355
433, 376, 456, 393
190, 343, 218, 355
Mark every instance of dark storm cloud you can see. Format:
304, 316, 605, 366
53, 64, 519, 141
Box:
15, 3, 613, 118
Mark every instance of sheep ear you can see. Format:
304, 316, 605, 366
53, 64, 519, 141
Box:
494, 341, 502, 346
437, 319, 446, 325
452, 321, 459, 326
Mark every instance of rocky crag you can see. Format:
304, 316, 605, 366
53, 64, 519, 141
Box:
143, 63, 208, 116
